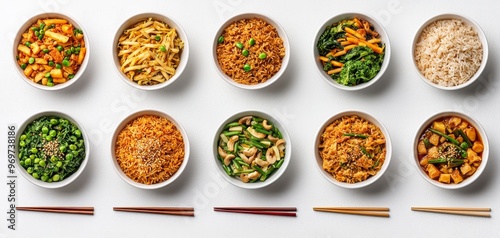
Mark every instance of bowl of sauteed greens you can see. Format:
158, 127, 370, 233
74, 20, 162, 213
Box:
13, 12, 90, 90
314, 13, 390, 90
413, 111, 488, 189
213, 110, 291, 189
16, 111, 90, 188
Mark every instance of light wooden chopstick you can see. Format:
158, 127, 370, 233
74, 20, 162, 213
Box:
313, 207, 390, 218
113, 207, 194, 216
17, 206, 94, 215
411, 207, 491, 217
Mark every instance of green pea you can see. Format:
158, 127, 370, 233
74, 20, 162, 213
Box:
42, 126, 49, 134
48, 61, 54, 66
68, 74, 75, 79
41, 175, 49, 182
155, 35, 161, 41
74, 130, 82, 138
38, 34, 43, 40
235, 42, 243, 49
32, 173, 39, 179
19, 141, 26, 147
57, 45, 63, 51
30, 148, 38, 154
59, 145, 67, 152
160, 45, 166, 52
39, 30, 45, 36
69, 144, 77, 151
28, 57, 35, 64
62, 59, 70, 67
45, 135, 53, 141
19, 161, 25, 167
49, 130, 57, 137
45, 72, 51, 78
52, 174, 60, 182
20, 135, 27, 141
259, 52, 267, 59
34, 158, 40, 164
50, 156, 58, 163
50, 119, 59, 125
40, 23, 45, 29
20, 64, 27, 70
218, 35, 224, 44
53, 167, 59, 172
66, 153, 74, 160
30, 155, 35, 159
43, 48, 49, 53
39, 160, 46, 167
34, 30, 40, 36
243, 64, 251, 72
242, 49, 249, 57
56, 63, 62, 69
25, 158, 32, 166
248, 38, 255, 46
56, 161, 63, 168
31, 27, 39, 31
27, 167, 34, 174
47, 179, 53, 183
25, 41, 31, 47
47, 82, 54, 87
69, 136, 77, 142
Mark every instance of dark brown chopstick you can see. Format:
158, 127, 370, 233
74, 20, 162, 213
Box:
313, 207, 390, 218
17, 206, 94, 215
411, 207, 491, 217
213, 207, 297, 217
113, 207, 195, 216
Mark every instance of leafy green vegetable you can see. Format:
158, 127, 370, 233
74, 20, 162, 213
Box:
316, 25, 344, 55
335, 46, 384, 86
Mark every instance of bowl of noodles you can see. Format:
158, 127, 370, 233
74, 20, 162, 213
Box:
13, 12, 90, 90
113, 13, 189, 90
314, 110, 392, 189
110, 109, 190, 189
213, 13, 290, 90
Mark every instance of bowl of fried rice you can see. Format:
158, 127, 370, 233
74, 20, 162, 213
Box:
314, 110, 392, 189
213, 13, 290, 90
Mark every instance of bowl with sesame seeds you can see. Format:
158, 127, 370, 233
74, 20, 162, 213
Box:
110, 109, 190, 189
15, 111, 90, 189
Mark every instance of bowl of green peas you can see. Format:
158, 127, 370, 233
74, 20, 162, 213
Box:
16, 111, 90, 188
13, 12, 90, 90
213, 110, 291, 189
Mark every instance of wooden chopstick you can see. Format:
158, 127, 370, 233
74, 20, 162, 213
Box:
313, 207, 389, 218
213, 207, 297, 216
17, 206, 94, 215
113, 207, 195, 216
411, 207, 491, 217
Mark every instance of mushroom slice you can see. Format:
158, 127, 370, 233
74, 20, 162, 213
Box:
238, 116, 252, 125
262, 120, 273, 130
224, 154, 235, 166
247, 127, 266, 139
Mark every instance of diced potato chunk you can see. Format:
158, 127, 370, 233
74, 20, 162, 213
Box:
469, 155, 482, 164
34, 72, 45, 83
50, 69, 63, 78
439, 174, 451, 184
433, 121, 446, 133
472, 141, 484, 153
61, 24, 73, 34
18, 44, 31, 55
429, 134, 440, 146
427, 146, 439, 159
45, 30, 69, 43
427, 164, 441, 179
460, 163, 472, 175
30, 42, 40, 54
464, 128, 477, 142
417, 141, 427, 155
53, 78, 67, 84
467, 148, 477, 158
35, 58, 47, 64
43, 19, 68, 25
78, 47, 86, 65
451, 169, 463, 184
420, 157, 429, 166
23, 65, 33, 76
449, 117, 462, 129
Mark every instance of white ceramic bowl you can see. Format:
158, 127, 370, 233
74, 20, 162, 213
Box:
314, 110, 392, 189
15, 111, 90, 189
413, 111, 489, 189
313, 13, 391, 91
110, 109, 190, 189
213, 110, 291, 189
13, 12, 90, 90
412, 14, 488, 90
212, 13, 290, 90
112, 13, 189, 90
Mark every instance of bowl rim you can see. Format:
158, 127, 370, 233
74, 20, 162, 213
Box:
13, 12, 91, 91
312, 12, 391, 91
110, 109, 190, 189
112, 12, 190, 91
314, 110, 392, 189
15, 110, 90, 189
411, 13, 489, 90
212, 12, 290, 90
212, 110, 292, 189
412, 110, 489, 189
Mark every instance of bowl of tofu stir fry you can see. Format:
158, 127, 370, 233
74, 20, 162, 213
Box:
213, 110, 291, 189
14, 12, 89, 90
414, 111, 489, 189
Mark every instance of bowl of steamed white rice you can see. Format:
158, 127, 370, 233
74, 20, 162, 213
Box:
412, 14, 488, 90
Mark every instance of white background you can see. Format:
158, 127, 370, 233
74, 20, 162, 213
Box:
1, 0, 499, 237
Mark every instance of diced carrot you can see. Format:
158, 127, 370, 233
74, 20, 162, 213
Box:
327, 68, 342, 75
319, 56, 329, 62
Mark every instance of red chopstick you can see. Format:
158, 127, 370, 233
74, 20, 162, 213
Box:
213, 207, 297, 217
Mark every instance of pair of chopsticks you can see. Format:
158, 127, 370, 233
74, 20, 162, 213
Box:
411, 207, 491, 217
313, 207, 390, 217
113, 207, 194, 216
214, 207, 297, 217
17, 206, 94, 215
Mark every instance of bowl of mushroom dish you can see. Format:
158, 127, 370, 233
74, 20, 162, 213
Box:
213, 110, 291, 189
